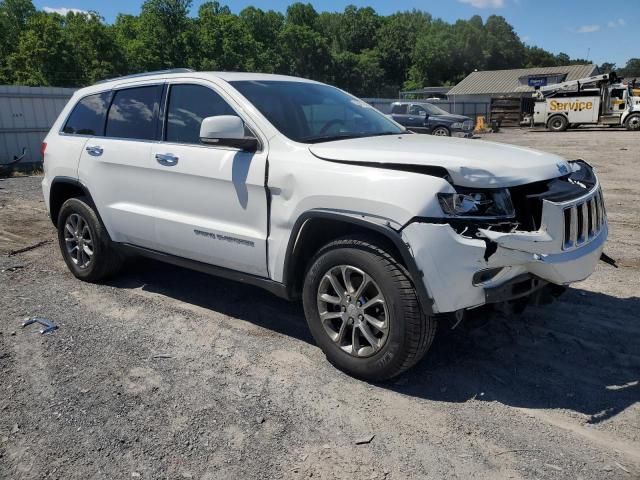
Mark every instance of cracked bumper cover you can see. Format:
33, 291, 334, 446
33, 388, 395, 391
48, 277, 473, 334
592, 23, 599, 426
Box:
401, 194, 608, 314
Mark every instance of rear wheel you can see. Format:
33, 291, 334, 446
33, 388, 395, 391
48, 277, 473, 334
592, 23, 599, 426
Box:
302, 236, 436, 381
57, 196, 123, 282
547, 115, 568, 132
624, 113, 640, 131
432, 126, 450, 136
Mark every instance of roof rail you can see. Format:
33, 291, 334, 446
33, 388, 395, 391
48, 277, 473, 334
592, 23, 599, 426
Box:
96, 68, 195, 84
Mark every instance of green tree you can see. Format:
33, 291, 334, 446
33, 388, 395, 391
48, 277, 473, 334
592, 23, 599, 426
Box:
135, 0, 194, 70
619, 58, 640, 78
195, 4, 261, 71
598, 62, 616, 73
8, 11, 76, 86
374, 10, 431, 93
332, 49, 384, 96
0, 0, 37, 82
525, 46, 560, 68
285, 2, 318, 29
406, 20, 456, 89
239, 7, 284, 72
335, 5, 380, 54
63, 11, 124, 84
277, 23, 331, 80
483, 15, 525, 70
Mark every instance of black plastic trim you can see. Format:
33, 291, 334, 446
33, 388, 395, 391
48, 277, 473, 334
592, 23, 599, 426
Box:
49, 176, 98, 225
118, 243, 289, 300
282, 210, 434, 314
484, 273, 547, 304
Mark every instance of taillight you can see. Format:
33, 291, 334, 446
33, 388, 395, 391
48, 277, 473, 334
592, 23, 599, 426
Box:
40, 142, 47, 161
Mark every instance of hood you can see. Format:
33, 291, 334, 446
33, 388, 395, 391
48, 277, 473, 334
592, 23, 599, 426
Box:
308, 134, 570, 188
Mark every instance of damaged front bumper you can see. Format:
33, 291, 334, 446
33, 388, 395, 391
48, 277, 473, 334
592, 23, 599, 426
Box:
401, 182, 608, 314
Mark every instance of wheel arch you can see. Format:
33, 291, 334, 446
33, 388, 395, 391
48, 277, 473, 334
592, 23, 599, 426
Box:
282, 210, 434, 314
431, 124, 450, 134
49, 176, 99, 226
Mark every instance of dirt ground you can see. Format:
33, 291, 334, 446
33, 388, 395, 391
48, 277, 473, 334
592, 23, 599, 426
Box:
1, 128, 638, 480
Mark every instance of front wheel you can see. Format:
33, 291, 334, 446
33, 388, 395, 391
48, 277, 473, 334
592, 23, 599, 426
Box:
431, 126, 450, 136
625, 113, 640, 131
302, 237, 436, 381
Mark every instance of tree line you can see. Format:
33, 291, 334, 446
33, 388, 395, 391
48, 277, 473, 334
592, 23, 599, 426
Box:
1, 0, 638, 96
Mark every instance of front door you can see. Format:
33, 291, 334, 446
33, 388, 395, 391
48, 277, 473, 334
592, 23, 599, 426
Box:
149, 82, 269, 277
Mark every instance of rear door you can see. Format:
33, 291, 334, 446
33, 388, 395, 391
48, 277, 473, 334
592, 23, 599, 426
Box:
78, 84, 162, 249
148, 81, 269, 276
390, 103, 411, 126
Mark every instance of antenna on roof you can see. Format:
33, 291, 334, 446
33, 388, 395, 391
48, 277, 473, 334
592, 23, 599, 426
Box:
96, 68, 195, 84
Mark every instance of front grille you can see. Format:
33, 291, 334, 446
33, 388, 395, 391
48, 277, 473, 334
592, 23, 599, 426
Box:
462, 120, 474, 130
562, 188, 606, 250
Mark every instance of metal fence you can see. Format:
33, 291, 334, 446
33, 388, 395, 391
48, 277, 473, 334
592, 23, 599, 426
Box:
362, 97, 491, 119
0, 85, 76, 166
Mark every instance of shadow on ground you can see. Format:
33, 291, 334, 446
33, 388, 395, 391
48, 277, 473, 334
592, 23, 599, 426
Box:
111, 257, 639, 424
110, 257, 313, 344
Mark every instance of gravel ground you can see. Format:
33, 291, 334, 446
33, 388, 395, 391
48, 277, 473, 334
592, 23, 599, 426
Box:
1, 128, 638, 479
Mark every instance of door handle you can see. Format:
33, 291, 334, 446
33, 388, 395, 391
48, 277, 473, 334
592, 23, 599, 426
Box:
155, 153, 179, 166
85, 145, 103, 157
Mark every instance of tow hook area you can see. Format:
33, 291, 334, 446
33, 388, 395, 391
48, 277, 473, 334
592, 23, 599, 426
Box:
484, 273, 566, 315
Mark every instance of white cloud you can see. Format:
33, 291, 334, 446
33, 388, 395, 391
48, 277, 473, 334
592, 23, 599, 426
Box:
576, 24, 600, 33
458, 0, 505, 8
43, 6, 89, 15
607, 18, 626, 28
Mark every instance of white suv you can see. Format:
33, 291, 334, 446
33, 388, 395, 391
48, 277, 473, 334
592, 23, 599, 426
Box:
42, 69, 608, 380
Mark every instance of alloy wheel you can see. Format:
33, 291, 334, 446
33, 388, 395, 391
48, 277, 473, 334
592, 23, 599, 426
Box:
64, 213, 94, 269
316, 265, 389, 357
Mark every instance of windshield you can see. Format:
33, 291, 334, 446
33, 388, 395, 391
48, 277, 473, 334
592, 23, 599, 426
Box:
418, 103, 450, 116
230, 80, 405, 143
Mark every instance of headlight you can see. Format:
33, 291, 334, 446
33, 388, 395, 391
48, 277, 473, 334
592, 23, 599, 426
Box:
437, 188, 515, 218
450, 122, 463, 129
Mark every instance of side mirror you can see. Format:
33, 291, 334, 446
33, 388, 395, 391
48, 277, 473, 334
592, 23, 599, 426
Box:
199, 115, 258, 151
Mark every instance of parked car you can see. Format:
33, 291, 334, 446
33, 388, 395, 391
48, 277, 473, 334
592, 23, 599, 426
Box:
390, 101, 474, 137
42, 70, 608, 381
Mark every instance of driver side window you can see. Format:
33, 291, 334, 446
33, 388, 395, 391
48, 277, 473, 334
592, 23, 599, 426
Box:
165, 84, 236, 144
409, 105, 427, 116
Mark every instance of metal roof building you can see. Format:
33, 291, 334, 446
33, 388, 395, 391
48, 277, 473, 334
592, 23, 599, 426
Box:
1, 85, 76, 168
448, 64, 599, 97
447, 64, 599, 126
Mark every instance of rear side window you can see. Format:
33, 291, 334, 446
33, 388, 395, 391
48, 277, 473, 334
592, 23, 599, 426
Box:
63, 92, 111, 136
106, 85, 161, 140
391, 104, 407, 114
165, 84, 236, 144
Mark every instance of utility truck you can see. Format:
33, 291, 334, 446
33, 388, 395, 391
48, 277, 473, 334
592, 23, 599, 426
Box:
528, 72, 640, 132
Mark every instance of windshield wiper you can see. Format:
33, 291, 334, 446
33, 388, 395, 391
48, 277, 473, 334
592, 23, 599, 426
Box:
368, 131, 410, 137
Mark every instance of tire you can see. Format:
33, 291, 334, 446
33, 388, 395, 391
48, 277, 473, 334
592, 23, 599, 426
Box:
57, 196, 123, 282
302, 236, 436, 381
547, 115, 568, 132
624, 113, 640, 131
431, 126, 450, 136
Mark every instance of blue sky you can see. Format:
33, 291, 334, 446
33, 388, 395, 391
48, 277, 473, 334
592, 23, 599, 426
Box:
34, 0, 638, 67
